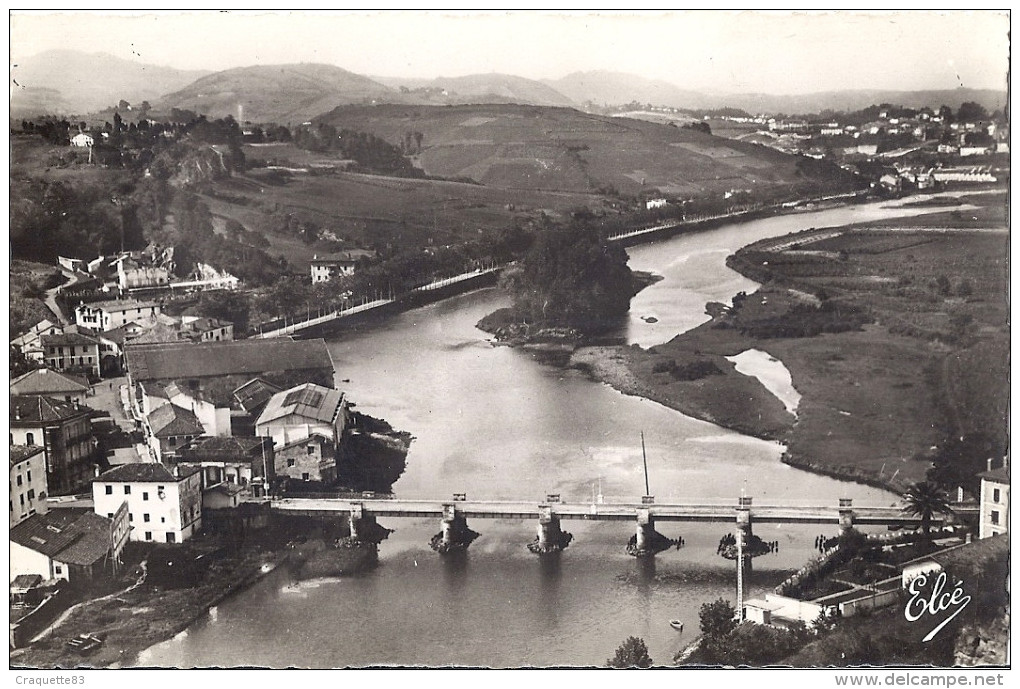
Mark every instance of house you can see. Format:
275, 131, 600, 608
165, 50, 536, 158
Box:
112, 256, 171, 291
310, 250, 376, 283
179, 316, 233, 343
75, 299, 162, 331
97, 322, 147, 375
203, 482, 245, 510
41, 331, 101, 378
10, 396, 97, 495
10, 507, 129, 584
10, 368, 90, 404
644, 198, 668, 210
978, 462, 1009, 539
233, 378, 283, 419
255, 383, 349, 449
70, 132, 94, 148
10, 445, 49, 526
92, 463, 203, 543
143, 403, 206, 462
275, 433, 336, 483
11, 319, 63, 362
177, 435, 275, 498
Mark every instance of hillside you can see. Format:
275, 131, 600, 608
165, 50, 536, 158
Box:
546, 70, 715, 109
545, 71, 1007, 115
374, 73, 575, 106
10, 49, 208, 118
157, 64, 396, 124
313, 103, 835, 196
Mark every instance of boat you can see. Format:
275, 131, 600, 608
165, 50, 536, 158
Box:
66, 633, 104, 654
670, 620, 684, 632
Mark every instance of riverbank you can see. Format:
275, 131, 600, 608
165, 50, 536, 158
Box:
571, 194, 1008, 495
10, 533, 294, 669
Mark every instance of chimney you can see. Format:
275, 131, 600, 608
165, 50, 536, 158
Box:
94, 465, 101, 478
987, 457, 994, 472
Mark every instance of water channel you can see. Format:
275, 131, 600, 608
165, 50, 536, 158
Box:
137, 198, 950, 668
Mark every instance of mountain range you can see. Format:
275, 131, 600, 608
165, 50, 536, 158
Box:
9, 50, 1007, 123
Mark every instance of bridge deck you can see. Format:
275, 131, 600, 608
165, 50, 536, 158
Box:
271, 498, 960, 526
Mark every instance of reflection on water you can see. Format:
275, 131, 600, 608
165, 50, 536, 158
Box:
137, 200, 941, 668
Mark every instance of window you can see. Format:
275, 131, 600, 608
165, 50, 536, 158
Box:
307, 445, 316, 455
16, 475, 23, 486
169, 437, 177, 447
106, 485, 113, 495
145, 531, 152, 541
302, 472, 310, 481
107, 513, 114, 518
287, 458, 295, 467
143, 492, 149, 501
129, 513, 134, 522
143, 513, 151, 522
27, 470, 31, 482
167, 533, 176, 543
991, 510, 1000, 525
55, 565, 63, 575
20, 495, 25, 506
26, 432, 35, 445
27, 490, 34, 500
161, 517, 166, 523
993, 488, 1001, 502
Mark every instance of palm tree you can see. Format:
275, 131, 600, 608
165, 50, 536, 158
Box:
903, 480, 954, 539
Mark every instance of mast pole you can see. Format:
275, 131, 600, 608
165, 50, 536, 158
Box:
641, 431, 650, 496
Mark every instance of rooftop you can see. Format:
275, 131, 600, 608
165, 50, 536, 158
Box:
311, 249, 376, 265
125, 339, 334, 382
41, 332, 99, 347
979, 467, 1010, 483
179, 435, 270, 458
10, 444, 45, 467
11, 395, 92, 425
10, 368, 91, 395
257, 383, 344, 427
77, 299, 161, 312
10, 509, 116, 566
146, 403, 205, 438
96, 463, 200, 483
233, 377, 283, 415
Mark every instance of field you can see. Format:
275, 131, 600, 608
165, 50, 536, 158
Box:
202, 163, 612, 268
313, 103, 837, 196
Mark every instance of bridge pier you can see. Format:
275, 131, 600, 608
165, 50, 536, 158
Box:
346, 503, 392, 545
528, 505, 573, 555
736, 496, 754, 575
430, 504, 480, 554
626, 506, 673, 557
838, 498, 854, 533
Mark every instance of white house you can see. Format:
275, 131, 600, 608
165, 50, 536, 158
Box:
75, 299, 162, 331
10, 445, 49, 526
10, 368, 90, 404
978, 463, 1009, 539
92, 463, 203, 543
70, 132, 94, 148
11, 319, 63, 362
255, 383, 349, 449
310, 250, 375, 284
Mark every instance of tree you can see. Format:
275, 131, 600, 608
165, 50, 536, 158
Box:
606, 636, 652, 668
700, 598, 738, 639
903, 480, 954, 539
500, 222, 635, 333
957, 101, 989, 123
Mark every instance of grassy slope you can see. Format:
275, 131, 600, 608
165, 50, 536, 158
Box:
202, 162, 610, 268
313, 103, 814, 195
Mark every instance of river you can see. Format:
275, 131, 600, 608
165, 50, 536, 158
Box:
137, 198, 950, 668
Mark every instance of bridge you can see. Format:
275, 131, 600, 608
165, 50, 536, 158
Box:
271, 494, 969, 563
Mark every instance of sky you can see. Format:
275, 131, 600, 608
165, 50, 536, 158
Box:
8, 10, 1011, 94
